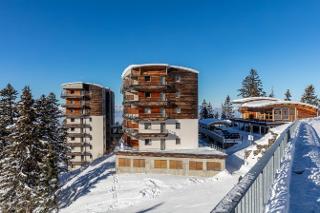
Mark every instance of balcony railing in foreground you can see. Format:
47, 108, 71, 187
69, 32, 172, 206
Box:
211, 121, 299, 213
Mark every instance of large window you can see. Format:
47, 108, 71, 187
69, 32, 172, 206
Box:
145, 139, 152, 145
176, 122, 181, 129
145, 92, 151, 98
144, 107, 151, 114
144, 76, 151, 82
144, 123, 152, 130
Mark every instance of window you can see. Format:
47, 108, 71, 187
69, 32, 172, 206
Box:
176, 107, 181, 114
176, 138, 181, 145
160, 108, 166, 117
154, 160, 167, 169
175, 75, 181, 82
189, 161, 203, 171
176, 122, 181, 129
144, 76, 151, 82
70, 128, 75, 132
70, 109, 74, 113
160, 92, 166, 101
70, 90, 75, 94
89, 117, 92, 122
71, 118, 75, 122
89, 127, 92, 131
133, 159, 145, 168
144, 123, 152, 130
145, 92, 151, 98
176, 91, 181, 98
70, 100, 74, 104
169, 160, 183, 169
144, 107, 151, 114
145, 139, 152, 145
207, 162, 222, 171
160, 76, 166, 85
71, 137, 75, 141
118, 158, 131, 167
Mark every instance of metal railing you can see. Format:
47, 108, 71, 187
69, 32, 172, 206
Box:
211, 122, 299, 213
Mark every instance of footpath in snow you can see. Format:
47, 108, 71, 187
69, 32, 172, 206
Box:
289, 122, 320, 212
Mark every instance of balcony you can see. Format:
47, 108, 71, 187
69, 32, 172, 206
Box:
68, 142, 92, 148
67, 133, 92, 139
67, 151, 92, 157
139, 113, 169, 121
62, 102, 91, 109
61, 91, 91, 99
65, 123, 91, 128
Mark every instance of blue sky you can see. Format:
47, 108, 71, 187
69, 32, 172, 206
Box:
1, 0, 320, 106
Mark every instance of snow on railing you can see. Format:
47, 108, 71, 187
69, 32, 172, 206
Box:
211, 122, 299, 213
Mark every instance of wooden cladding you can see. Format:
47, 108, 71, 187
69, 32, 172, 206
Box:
207, 162, 222, 171
154, 160, 167, 169
122, 65, 198, 121
169, 160, 183, 169
189, 161, 203, 171
118, 158, 131, 167
133, 159, 145, 168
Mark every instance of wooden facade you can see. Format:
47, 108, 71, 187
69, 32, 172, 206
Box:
121, 64, 198, 149
62, 82, 115, 169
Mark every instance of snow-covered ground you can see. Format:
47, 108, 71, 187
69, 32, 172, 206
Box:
58, 124, 291, 213
266, 120, 320, 213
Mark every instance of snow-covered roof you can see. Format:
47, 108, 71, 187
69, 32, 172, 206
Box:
199, 118, 232, 127
121, 63, 199, 78
232, 97, 280, 104
61, 82, 110, 90
242, 100, 318, 110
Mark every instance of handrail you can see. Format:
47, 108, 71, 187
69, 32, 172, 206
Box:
211, 122, 299, 213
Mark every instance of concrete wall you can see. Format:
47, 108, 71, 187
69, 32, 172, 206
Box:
116, 154, 225, 177
90, 115, 105, 159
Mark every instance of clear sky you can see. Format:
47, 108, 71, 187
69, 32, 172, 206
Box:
1, 0, 320, 107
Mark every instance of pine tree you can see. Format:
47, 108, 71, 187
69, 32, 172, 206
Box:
238, 69, 266, 98
269, 87, 275, 98
221, 95, 234, 119
207, 102, 214, 118
301, 85, 319, 106
34, 93, 68, 211
0, 84, 18, 152
0, 86, 44, 211
200, 99, 209, 119
214, 112, 219, 119
284, 89, 292, 101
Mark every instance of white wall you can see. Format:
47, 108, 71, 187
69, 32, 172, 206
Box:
138, 119, 198, 151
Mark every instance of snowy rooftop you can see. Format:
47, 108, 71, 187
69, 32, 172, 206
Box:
117, 147, 227, 157
61, 82, 109, 90
233, 97, 318, 110
232, 97, 280, 104
199, 118, 232, 126
121, 63, 199, 78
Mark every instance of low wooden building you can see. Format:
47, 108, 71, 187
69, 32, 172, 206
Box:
232, 97, 319, 134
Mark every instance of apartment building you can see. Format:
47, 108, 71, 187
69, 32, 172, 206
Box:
117, 64, 226, 177
61, 82, 114, 170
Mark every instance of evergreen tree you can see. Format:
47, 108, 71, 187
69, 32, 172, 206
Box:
0, 86, 44, 211
34, 93, 67, 212
207, 102, 214, 118
214, 112, 219, 119
301, 85, 319, 106
221, 95, 234, 119
269, 87, 275, 98
284, 89, 292, 101
200, 99, 209, 119
238, 69, 266, 98
0, 84, 18, 152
